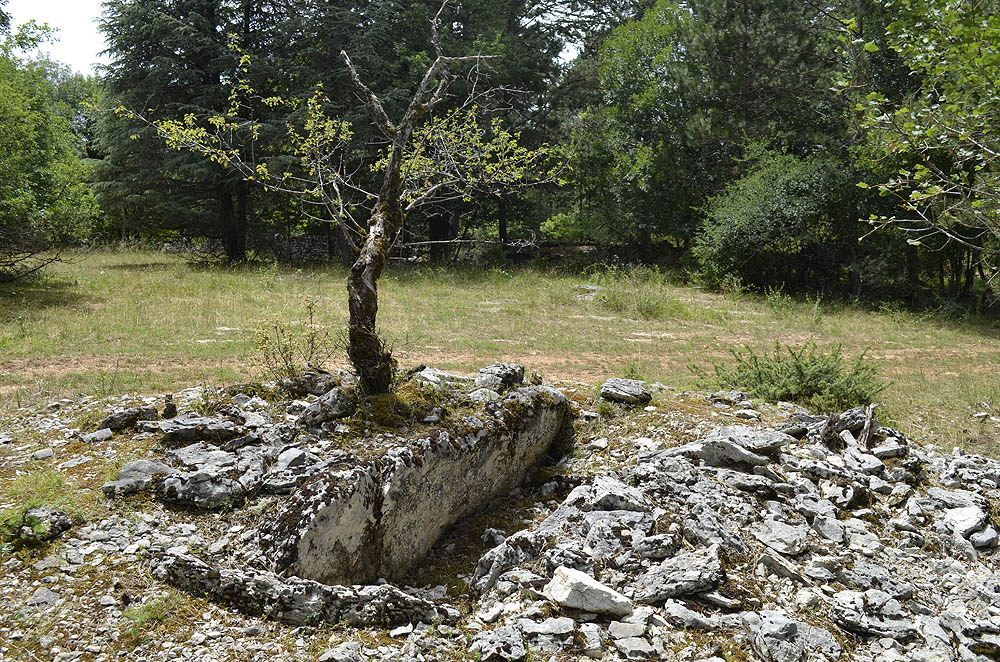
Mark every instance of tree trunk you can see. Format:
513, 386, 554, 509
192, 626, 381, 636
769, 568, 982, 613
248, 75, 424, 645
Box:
217, 185, 246, 263
347, 127, 406, 394
428, 211, 452, 263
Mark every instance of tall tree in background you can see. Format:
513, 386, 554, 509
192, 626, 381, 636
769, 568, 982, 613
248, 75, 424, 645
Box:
0, 16, 99, 281
96, 0, 293, 261
552, 0, 845, 248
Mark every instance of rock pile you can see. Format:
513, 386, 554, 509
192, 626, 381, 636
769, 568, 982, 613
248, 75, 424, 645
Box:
8, 369, 1000, 662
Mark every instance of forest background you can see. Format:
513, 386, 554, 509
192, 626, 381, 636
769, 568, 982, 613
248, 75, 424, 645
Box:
1, 0, 997, 309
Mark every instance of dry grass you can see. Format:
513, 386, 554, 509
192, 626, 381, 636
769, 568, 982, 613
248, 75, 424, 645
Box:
2, 250, 1000, 453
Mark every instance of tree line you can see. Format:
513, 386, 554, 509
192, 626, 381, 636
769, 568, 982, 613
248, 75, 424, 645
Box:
2, 0, 999, 311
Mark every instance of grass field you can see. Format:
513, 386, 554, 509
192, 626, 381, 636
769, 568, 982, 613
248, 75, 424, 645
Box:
2, 249, 1000, 452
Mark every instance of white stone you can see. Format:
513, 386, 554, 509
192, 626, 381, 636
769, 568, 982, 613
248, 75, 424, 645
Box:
543, 566, 633, 617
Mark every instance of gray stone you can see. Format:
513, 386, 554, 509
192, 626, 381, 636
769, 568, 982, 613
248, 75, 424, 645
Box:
275, 447, 320, 471
158, 471, 245, 510
318, 642, 365, 662
971, 525, 999, 548
102, 459, 178, 498
634, 533, 680, 560
751, 612, 805, 662
298, 388, 357, 427
578, 622, 604, 659
22, 508, 72, 540
519, 617, 576, 636
476, 363, 525, 391
590, 475, 649, 512
600, 378, 652, 405
543, 566, 632, 616
661, 600, 716, 630
143, 414, 240, 445
635, 544, 722, 603
274, 386, 571, 585
753, 519, 809, 556
609, 620, 645, 639
830, 589, 917, 640
844, 449, 884, 475
469, 388, 501, 403
81, 428, 113, 444
98, 406, 156, 432
811, 516, 845, 543
470, 626, 526, 661
664, 438, 769, 468
613, 636, 656, 659
27, 587, 60, 609
154, 552, 457, 626
712, 389, 751, 405
943, 505, 988, 538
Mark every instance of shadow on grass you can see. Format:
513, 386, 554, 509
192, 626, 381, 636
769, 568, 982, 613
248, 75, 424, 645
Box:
0, 276, 91, 322
102, 261, 178, 272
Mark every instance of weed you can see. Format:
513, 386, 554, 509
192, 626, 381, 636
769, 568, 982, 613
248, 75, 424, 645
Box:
0, 470, 90, 552
700, 341, 888, 413
764, 286, 793, 313
117, 590, 199, 651
248, 296, 340, 381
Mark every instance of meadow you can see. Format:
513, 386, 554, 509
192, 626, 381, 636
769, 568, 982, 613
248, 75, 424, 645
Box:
2, 249, 1000, 453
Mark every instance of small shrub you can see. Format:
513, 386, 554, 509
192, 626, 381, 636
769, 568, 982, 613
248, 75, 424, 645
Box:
764, 286, 793, 313
702, 341, 887, 413
248, 296, 339, 381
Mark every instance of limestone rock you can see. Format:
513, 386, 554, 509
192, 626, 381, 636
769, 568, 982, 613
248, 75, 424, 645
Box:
664, 437, 770, 468
21, 508, 72, 540
751, 612, 805, 662
154, 552, 457, 627
542, 566, 633, 616
600, 378, 652, 405
98, 406, 157, 432
102, 459, 178, 498
470, 626, 526, 661
476, 363, 525, 392
753, 518, 809, 556
635, 544, 723, 603
270, 386, 571, 585
297, 387, 357, 427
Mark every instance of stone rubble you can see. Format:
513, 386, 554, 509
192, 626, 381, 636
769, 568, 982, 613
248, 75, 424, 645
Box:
6, 374, 1000, 661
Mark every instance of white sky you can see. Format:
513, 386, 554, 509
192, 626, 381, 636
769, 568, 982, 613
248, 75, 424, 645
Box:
7, 0, 109, 74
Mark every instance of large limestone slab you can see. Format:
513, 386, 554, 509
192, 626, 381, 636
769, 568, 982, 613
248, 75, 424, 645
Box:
263, 386, 571, 585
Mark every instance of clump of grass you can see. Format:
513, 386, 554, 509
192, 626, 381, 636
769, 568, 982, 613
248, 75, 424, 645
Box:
0, 470, 89, 550
117, 590, 199, 651
701, 341, 888, 413
593, 265, 689, 321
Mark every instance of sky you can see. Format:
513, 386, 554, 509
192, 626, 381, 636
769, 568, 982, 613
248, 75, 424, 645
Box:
7, 0, 109, 74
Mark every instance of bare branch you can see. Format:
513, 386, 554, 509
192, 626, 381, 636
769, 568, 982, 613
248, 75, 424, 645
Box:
341, 50, 396, 138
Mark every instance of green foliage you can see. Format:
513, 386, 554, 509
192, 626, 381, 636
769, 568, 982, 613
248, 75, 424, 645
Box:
856, 0, 1000, 253
248, 296, 339, 382
705, 341, 887, 412
0, 469, 86, 549
693, 147, 855, 291
558, 0, 846, 247
0, 30, 100, 280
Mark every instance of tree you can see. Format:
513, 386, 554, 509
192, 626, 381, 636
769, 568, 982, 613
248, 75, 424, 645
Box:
141, 1, 558, 393
858, 0, 1000, 263
551, 0, 846, 247
96, 0, 297, 260
0, 21, 98, 281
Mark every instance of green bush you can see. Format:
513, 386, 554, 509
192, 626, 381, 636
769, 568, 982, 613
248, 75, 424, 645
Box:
703, 341, 887, 412
693, 146, 854, 292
